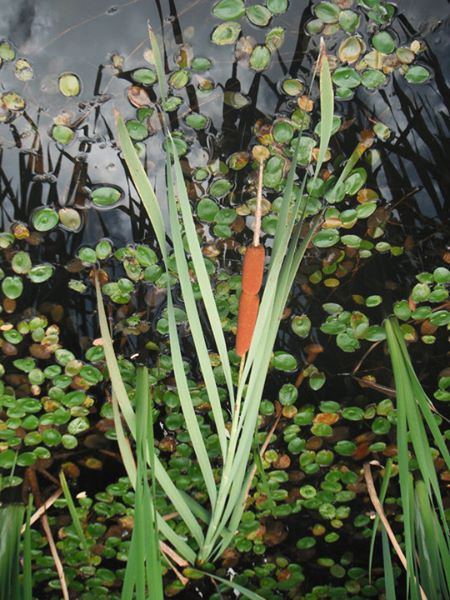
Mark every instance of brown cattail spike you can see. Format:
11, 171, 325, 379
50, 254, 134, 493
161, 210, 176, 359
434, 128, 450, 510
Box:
236, 292, 260, 357
241, 245, 265, 296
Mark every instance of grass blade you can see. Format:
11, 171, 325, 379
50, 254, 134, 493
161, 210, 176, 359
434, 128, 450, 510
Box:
22, 495, 33, 600
59, 470, 90, 556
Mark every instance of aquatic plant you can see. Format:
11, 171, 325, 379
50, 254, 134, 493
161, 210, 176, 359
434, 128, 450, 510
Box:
96, 27, 333, 573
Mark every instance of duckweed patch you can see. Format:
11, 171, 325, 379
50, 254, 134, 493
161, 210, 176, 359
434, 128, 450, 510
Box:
0, 0, 448, 598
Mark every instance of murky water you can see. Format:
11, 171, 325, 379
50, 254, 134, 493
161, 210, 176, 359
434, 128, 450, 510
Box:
0, 0, 449, 597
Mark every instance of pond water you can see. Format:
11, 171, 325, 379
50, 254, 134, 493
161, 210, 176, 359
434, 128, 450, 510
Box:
0, 0, 449, 598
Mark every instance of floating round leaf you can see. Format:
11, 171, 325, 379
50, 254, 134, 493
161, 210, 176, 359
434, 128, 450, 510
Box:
335, 87, 354, 100
2, 276, 23, 299
332, 67, 361, 88
29, 264, 54, 283
404, 65, 430, 84
0, 41, 15, 61
185, 112, 209, 130
212, 0, 245, 20
396, 47, 415, 64
249, 45, 271, 72
209, 178, 232, 198
271, 351, 298, 372
1, 92, 25, 111
163, 135, 188, 157
267, 0, 288, 14
339, 9, 360, 32
338, 36, 363, 64
191, 57, 213, 72
132, 68, 157, 85
246, 5, 272, 27
361, 69, 387, 89
51, 125, 75, 145
371, 31, 396, 54
163, 96, 183, 111
227, 151, 249, 170
273, 120, 294, 144
125, 119, 148, 141
169, 69, 190, 89
314, 2, 340, 23
211, 22, 242, 45
282, 78, 304, 96
265, 27, 285, 52
291, 315, 311, 338
11, 251, 32, 274
58, 208, 82, 231
314, 228, 340, 248
58, 73, 81, 97
305, 19, 324, 36
15, 58, 33, 81
32, 207, 59, 231
91, 186, 122, 208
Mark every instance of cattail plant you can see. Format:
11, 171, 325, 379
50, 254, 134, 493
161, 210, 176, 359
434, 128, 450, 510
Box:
96, 27, 334, 577
236, 145, 269, 358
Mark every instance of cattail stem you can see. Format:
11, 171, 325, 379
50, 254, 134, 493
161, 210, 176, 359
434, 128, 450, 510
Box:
253, 158, 264, 247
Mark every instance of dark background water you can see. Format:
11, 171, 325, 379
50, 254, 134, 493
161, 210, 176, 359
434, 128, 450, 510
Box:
0, 1, 449, 598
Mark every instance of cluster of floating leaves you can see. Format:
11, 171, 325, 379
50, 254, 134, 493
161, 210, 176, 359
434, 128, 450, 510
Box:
0, 1, 444, 597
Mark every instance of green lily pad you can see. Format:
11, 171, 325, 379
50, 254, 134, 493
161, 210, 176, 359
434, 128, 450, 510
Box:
0, 41, 15, 61
249, 45, 272, 71
267, 0, 288, 14
2, 276, 23, 299
332, 67, 361, 89
273, 120, 294, 144
279, 383, 298, 406
191, 57, 213, 72
291, 136, 315, 166
282, 78, 304, 96
314, 2, 340, 23
265, 26, 286, 52
125, 119, 148, 141
32, 207, 59, 231
271, 351, 298, 372
29, 264, 54, 283
305, 18, 324, 36
58, 72, 81, 97
132, 68, 157, 85
91, 186, 122, 208
169, 69, 190, 89
361, 68, 387, 89
12, 251, 32, 274
51, 125, 75, 145
246, 5, 272, 27
335, 87, 354, 100
371, 31, 396, 54
313, 229, 340, 248
162, 96, 183, 112
212, 0, 245, 20
404, 65, 431, 84
339, 10, 360, 32
291, 315, 311, 338
211, 22, 242, 45
185, 112, 209, 130
209, 178, 232, 198
95, 239, 113, 260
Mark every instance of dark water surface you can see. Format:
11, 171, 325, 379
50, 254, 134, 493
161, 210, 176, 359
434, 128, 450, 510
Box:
0, 0, 449, 598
